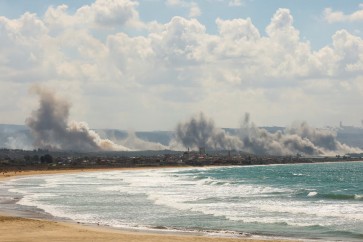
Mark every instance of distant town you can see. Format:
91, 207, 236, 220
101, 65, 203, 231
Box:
1, 122, 363, 174
1, 148, 362, 174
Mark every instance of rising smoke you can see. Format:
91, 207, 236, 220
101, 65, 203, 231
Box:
174, 113, 242, 150
174, 112, 362, 156
26, 85, 130, 151
20, 86, 363, 155
240, 114, 320, 155
120, 131, 169, 151
240, 113, 362, 155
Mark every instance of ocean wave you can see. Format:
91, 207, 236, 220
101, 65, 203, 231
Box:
313, 193, 363, 201
4, 163, 363, 241
307, 191, 318, 197
293, 173, 304, 176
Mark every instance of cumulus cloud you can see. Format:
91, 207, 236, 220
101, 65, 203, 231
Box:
44, 0, 142, 30
0, 13, 47, 73
77, 0, 141, 27
0, 3, 363, 130
216, 17, 260, 41
151, 16, 207, 64
324, 5, 363, 23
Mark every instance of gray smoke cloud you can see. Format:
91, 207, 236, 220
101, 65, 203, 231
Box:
120, 131, 169, 150
26, 85, 130, 151
174, 112, 362, 156
240, 114, 321, 155
174, 113, 242, 150
239, 113, 362, 155
5, 135, 33, 150
22, 86, 362, 155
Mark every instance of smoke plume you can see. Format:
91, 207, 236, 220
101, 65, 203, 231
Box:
174, 113, 242, 150
174, 112, 362, 156
22, 86, 363, 155
120, 131, 169, 150
26, 86, 130, 151
239, 113, 362, 155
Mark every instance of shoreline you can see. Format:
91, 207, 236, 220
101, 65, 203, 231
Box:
0, 213, 294, 242
0, 167, 299, 242
0, 166, 179, 181
2, 159, 362, 181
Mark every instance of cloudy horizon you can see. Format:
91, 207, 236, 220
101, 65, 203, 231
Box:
0, 0, 362, 131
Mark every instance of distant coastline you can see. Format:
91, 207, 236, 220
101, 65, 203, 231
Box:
0, 149, 363, 178
1, 148, 362, 176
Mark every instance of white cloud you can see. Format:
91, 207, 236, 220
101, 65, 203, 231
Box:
331, 30, 363, 73
77, 0, 141, 27
324, 5, 363, 23
216, 17, 260, 41
143, 16, 210, 71
44, 0, 143, 30
0, 4, 363, 129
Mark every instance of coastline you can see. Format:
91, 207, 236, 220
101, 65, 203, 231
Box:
0, 166, 177, 181
0, 213, 294, 242
0, 167, 296, 242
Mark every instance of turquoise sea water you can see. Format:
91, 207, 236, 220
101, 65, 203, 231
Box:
3, 161, 363, 241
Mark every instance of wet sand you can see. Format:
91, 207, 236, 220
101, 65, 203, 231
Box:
0, 168, 296, 242
0, 214, 296, 242
0, 167, 156, 181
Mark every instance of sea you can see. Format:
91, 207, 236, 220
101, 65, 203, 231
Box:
1, 161, 363, 241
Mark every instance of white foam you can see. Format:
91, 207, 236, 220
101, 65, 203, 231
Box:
293, 173, 304, 176
113, 168, 363, 228
5, 166, 363, 234
307, 191, 318, 197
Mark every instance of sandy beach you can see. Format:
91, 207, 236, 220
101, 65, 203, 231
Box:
0, 214, 296, 242
0, 168, 295, 242
0, 167, 156, 181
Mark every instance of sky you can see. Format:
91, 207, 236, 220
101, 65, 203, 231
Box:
0, 0, 362, 131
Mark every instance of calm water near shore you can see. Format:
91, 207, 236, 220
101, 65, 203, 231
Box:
1, 161, 363, 241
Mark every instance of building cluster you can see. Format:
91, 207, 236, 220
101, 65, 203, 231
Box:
1, 147, 361, 174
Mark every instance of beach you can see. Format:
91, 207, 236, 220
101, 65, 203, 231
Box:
1, 214, 291, 242
0, 168, 293, 242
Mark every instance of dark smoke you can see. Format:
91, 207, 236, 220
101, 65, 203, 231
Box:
26, 86, 130, 151
24, 86, 361, 155
239, 114, 322, 155
239, 113, 362, 155
174, 113, 242, 150
174, 112, 362, 155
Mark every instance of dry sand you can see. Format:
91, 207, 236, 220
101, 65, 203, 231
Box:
0, 215, 296, 242
0, 168, 295, 242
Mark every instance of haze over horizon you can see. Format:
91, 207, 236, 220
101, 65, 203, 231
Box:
0, 84, 358, 156
0, 0, 363, 131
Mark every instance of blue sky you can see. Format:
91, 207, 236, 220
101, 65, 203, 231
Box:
0, 0, 362, 130
1, 0, 362, 49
